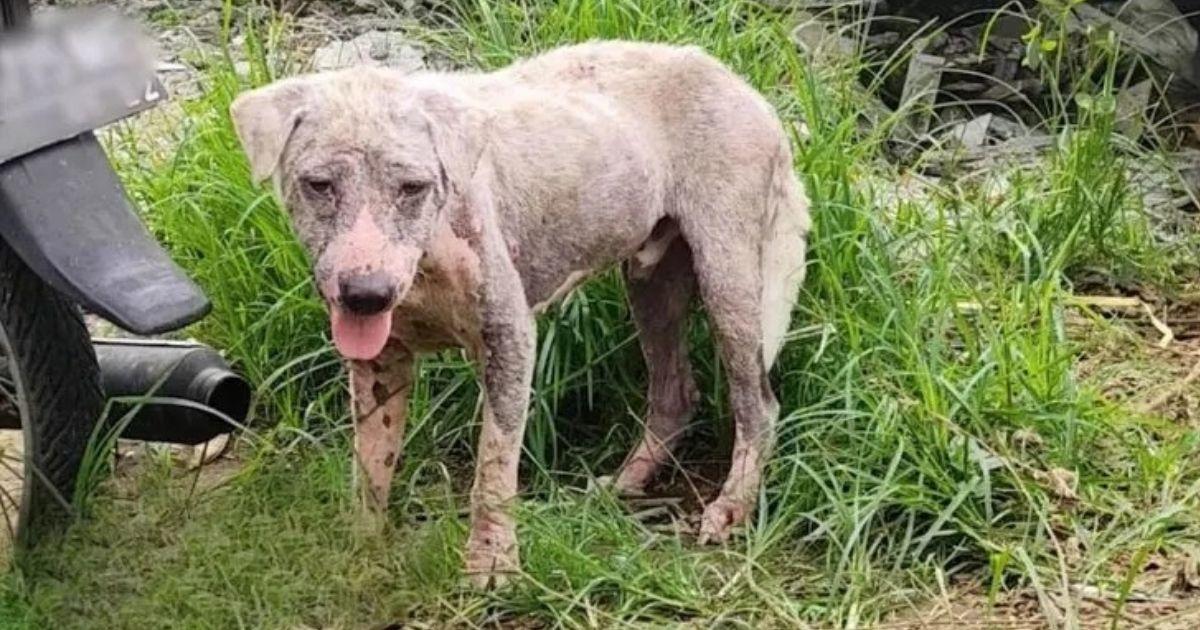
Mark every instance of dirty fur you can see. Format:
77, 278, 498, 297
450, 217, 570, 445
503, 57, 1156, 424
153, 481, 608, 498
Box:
230, 40, 811, 588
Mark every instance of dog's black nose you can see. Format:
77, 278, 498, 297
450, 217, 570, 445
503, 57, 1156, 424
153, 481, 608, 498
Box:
338, 272, 395, 315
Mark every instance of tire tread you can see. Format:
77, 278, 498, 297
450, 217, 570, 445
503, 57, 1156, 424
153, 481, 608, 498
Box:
0, 237, 103, 538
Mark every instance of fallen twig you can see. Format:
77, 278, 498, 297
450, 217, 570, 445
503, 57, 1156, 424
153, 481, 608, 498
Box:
1065, 296, 1175, 348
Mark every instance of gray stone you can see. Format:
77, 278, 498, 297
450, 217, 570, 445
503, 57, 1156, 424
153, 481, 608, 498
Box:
1069, 1, 1200, 87
896, 53, 946, 141
946, 113, 993, 149
790, 13, 857, 60
310, 30, 426, 73
1116, 80, 1154, 140
986, 115, 1030, 141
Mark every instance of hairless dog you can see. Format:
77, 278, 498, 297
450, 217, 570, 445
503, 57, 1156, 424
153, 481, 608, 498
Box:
231, 40, 810, 587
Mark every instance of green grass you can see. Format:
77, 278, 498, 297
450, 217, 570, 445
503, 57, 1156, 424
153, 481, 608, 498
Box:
3, 0, 1200, 627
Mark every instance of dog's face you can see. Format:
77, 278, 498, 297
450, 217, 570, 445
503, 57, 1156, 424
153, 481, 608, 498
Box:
230, 69, 475, 360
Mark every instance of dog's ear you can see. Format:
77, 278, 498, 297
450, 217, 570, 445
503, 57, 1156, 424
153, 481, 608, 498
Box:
230, 78, 313, 183
416, 89, 489, 207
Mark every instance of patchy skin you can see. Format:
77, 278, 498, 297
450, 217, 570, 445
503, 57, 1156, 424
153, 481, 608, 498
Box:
609, 234, 699, 494
349, 341, 413, 520
391, 223, 484, 353
230, 41, 812, 588
464, 401, 523, 583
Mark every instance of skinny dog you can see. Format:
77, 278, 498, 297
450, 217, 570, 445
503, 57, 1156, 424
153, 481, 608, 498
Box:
231, 40, 810, 587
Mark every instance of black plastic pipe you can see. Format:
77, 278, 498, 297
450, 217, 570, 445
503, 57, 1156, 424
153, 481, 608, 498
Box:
91, 339, 250, 445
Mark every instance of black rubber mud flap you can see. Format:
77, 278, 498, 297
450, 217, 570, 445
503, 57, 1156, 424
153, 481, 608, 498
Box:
0, 132, 211, 335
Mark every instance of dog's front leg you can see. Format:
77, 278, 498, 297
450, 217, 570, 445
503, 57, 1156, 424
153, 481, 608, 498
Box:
349, 341, 414, 527
464, 259, 535, 588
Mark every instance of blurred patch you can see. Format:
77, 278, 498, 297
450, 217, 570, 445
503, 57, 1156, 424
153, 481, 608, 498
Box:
0, 7, 163, 163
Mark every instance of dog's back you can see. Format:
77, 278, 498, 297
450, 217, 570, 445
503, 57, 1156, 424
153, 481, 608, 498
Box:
496, 41, 782, 158
489, 41, 809, 365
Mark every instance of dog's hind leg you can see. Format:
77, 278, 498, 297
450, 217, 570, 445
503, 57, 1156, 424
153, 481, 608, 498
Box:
676, 195, 783, 545
693, 239, 780, 544
349, 341, 413, 526
612, 231, 698, 495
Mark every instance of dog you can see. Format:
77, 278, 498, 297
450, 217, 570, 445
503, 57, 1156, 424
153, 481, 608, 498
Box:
230, 40, 810, 587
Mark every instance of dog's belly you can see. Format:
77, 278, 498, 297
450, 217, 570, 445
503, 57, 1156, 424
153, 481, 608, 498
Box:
513, 183, 663, 311
520, 194, 661, 311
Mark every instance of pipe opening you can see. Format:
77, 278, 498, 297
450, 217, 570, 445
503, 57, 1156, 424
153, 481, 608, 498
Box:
202, 373, 252, 430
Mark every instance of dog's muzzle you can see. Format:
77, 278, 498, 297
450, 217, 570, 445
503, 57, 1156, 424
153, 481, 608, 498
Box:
338, 270, 396, 316
329, 270, 401, 361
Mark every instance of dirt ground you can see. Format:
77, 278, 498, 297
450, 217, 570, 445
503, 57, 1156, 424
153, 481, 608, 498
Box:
885, 586, 1200, 629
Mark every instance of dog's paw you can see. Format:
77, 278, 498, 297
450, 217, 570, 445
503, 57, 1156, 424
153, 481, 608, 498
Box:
464, 522, 520, 590
697, 496, 749, 545
587, 474, 647, 497
351, 505, 388, 537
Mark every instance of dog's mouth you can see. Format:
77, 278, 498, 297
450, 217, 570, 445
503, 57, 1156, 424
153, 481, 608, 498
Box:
321, 249, 420, 361
330, 306, 394, 361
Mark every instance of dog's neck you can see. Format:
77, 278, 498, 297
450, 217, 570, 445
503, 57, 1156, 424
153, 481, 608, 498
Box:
393, 221, 484, 353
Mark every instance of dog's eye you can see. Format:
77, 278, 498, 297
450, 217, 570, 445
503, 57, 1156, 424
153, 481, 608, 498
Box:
301, 178, 335, 199
399, 181, 430, 197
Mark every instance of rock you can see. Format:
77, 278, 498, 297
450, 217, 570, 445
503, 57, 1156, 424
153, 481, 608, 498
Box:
309, 30, 426, 73
986, 115, 1030, 141
978, 77, 1043, 103
1116, 79, 1155, 140
789, 12, 897, 132
1069, 0, 1200, 87
865, 30, 900, 49
790, 13, 857, 60
939, 134, 1054, 172
945, 113, 993, 149
895, 52, 946, 143
960, 12, 1028, 42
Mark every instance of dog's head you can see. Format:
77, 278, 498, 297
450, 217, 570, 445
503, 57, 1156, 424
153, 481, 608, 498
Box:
230, 68, 481, 360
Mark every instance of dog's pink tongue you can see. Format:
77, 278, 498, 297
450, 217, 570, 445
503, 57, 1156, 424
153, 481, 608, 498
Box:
330, 308, 393, 360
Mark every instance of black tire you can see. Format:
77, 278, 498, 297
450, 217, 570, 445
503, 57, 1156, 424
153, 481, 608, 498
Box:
0, 236, 103, 560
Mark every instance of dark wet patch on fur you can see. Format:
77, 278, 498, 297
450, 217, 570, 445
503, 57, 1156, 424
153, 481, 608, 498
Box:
372, 381, 389, 403
384, 452, 395, 467
382, 414, 393, 428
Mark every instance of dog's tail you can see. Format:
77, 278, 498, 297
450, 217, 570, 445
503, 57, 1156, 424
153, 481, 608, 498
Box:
760, 139, 811, 370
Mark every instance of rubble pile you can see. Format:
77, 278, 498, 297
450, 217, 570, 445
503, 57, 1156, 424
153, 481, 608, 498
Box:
789, 0, 1200, 229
